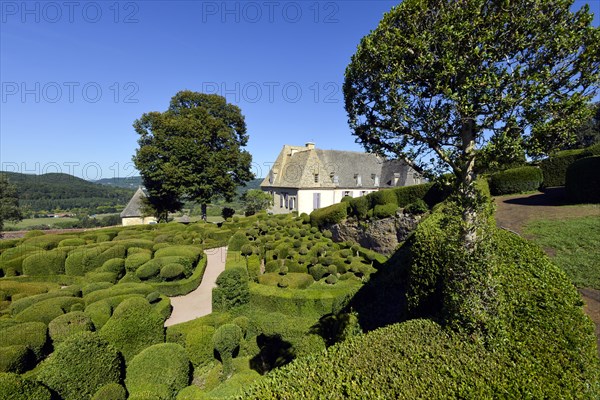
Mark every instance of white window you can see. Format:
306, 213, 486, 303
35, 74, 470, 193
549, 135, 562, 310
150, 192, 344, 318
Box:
343, 191, 352, 197
289, 196, 295, 210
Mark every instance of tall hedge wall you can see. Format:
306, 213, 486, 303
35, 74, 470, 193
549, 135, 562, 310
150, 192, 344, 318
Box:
489, 166, 543, 195
540, 143, 600, 188
566, 156, 600, 203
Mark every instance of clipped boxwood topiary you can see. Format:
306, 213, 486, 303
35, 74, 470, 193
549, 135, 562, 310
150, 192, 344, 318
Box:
0, 322, 48, 362
212, 267, 250, 312
185, 325, 215, 368
48, 311, 94, 344
22, 249, 68, 276
125, 252, 152, 273
0, 345, 35, 373
91, 383, 127, 400
310, 202, 348, 229
160, 264, 185, 281
99, 297, 165, 362
126, 343, 190, 400
38, 332, 122, 400
489, 166, 543, 195
228, 231, 250, 251
213, 324, 243, 379
566, 156, 600, 204
373, 203, 398, 219
538, 144, 600, 188
0, 372, 52, 400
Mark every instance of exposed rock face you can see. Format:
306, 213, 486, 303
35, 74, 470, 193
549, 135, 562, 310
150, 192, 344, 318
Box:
327, 212, 421, 255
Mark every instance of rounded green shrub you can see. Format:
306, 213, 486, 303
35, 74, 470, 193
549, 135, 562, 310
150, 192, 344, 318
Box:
539, 144, 600, 188
310, 202, 348, 228
146, 291, 161, 304
100, 258, 126, 275
489, 166, 543, 195
84, 300, 112, 330
0, 322, 48, 360
373, 203, 398, 219
22, 249, 67, 276
82, 282, 114, 296
92, 383, 127, 400
309, 265, 328, 281
160, 264, 185, 281
48, 311, 94, 344
0, 372, 52, 400
99, 297, 165, 362
59, 238, 86, 247
15, 296, 84, 325
185, 325, 215, 368
136, 260, 161, 280
176, 385, 209, 400
368, 189, 397, 206
126, 343, 190, 400
38, 332, 122, 400
405, 199, 429, 214
212, 267, 250, 312
213, 324, 243, 379
566, 156, 600, 203
326, 274, 338, 285
233, 316, 250, 338
228, 231, 250, 251
0, 345, 35, 373
125, 252, 152, 273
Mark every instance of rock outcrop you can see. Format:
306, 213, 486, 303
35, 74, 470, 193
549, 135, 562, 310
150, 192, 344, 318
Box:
327, 212, 421, 255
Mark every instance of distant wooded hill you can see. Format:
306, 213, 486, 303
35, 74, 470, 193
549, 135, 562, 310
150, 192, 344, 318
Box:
0, 172, 264, 215
0, 172, 135, 214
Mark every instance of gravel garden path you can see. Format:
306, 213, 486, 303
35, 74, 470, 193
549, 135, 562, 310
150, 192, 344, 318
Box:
165, 246, 227, 327
494, 189, 600, 352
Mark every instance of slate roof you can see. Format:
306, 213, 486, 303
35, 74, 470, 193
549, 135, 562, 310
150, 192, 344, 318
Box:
120, 187, 147, 218
261, 144, 416, 189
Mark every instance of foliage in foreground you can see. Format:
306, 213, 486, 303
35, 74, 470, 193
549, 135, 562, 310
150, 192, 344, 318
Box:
241, 227, 599, 398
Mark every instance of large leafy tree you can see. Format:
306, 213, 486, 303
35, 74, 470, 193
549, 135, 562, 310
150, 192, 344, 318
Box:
344, 0, 599, 248
0, 176, 23, 234
133, 91, 254, 221
242, 189, 273, 216
563, 101, 600, 149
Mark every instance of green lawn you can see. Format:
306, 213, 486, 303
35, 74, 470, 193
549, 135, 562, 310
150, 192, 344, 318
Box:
524, 216, 600, 289
4, 217, 79, 230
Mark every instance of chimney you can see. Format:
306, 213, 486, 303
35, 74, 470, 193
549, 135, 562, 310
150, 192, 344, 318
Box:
305, 142, 315, 150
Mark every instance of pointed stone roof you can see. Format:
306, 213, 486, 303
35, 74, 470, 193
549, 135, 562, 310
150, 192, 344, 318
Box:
120, 187, 147, 218
261, 143, 416, 189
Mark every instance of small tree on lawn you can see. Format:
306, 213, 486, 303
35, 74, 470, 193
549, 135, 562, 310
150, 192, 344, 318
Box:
133, 91, 254, 221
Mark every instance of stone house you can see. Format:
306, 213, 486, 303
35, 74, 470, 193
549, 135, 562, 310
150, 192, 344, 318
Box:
261, 143, 422, 215
120, 187, 157, 226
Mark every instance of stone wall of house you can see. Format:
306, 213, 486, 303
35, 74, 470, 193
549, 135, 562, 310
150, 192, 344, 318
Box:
327, 212, 421, 256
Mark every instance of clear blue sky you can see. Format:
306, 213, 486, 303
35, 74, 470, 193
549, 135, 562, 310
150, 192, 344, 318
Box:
1, 0, 598, 180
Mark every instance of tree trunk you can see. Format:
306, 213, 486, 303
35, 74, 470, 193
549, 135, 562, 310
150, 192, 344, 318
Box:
459, 120, 478, 252
201, 203, 207, 222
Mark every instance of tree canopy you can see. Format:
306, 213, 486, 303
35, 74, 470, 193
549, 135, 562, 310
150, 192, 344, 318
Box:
133, 91, 254, 221
242, 189, 273, 216
0, 176, 23, 234
344, 0, 599, 246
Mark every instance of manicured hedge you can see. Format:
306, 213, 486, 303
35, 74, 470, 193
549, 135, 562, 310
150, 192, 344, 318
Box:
0, 322, 47, 363
92, 383, 127, 400
566, 156, 600, 203
489, 166, 543, 195
0, 345, 35, 373
310, 202, 348, 229
373, 203, 398, 219
248, 282, 360, 318
0, 372, 52, 400
99, 297, 165, 362
540, 144, 600, 188
213, 324, 243, 378
368, 189, 397, 207
213, 267, 250, 312
125, 251, 153, 273
185, 325, 216, 368
258, 273, 313, 289
22, 248, 68, 276
151, 256, 207, 297
229, 231, 250, 251
38, 332, 122, 400
126, 343, 190, 400
84, 282, 154, 306
154, 245, 203, 264
15, 296, 84, 325
48, 311, 94, 344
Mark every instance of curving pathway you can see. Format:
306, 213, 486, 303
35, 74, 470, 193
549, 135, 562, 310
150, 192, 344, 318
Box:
164, 246, 227, 327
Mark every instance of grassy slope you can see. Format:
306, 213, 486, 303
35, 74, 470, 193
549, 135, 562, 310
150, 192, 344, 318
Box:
525, 215, 600, 289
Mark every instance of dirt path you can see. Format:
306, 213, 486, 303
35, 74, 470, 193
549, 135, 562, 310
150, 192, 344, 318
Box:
494, 188, 600, 352
165, 246, 227, 327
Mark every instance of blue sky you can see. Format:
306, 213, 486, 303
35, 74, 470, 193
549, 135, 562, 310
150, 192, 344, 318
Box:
1, 0, 598, 180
